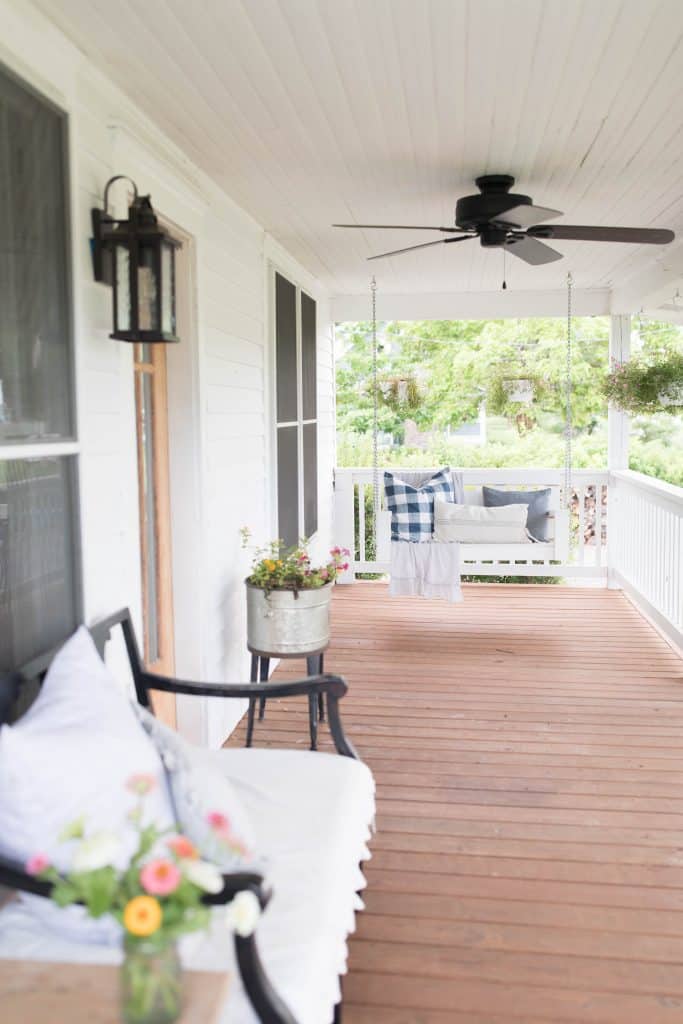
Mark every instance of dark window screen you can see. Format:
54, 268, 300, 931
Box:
0, 66, 79, 672
303, 422, 318, 537
275, 272, 297, 423
274, 274, 318, 543
0, 66, 72, 442
301, 291, 317, 420
277, 425, 299, 548
0, 457, 79, 671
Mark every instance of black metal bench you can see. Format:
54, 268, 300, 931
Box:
0, 608, 359, 1024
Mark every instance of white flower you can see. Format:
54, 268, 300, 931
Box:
71, 831, 120, 873
225, 890, 261, 937
183, 858, 224, 894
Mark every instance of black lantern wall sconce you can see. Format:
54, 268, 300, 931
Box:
91, 176, 181, 343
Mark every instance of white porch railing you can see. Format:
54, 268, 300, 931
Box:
609, 470, 683, 648
334, 465, 683, 651
334, 467, 609, 580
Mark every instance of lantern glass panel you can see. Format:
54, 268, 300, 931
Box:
116, 245, 131, 332
137, 245, 158, 332
161, 241, 175, 335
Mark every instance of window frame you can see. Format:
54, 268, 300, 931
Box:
0, 60, 83, 653
270, 264, 319, 547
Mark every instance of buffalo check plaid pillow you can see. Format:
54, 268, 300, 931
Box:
384, 468, 455, 542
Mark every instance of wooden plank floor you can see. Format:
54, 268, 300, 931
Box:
228, 583, 683, 1023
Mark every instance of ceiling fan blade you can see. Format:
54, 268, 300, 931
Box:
333, 223, 462, 232
504, 235, 563, 266
367, 236, 472, 260
494, 204, 563, 229
528, 224, 675, 244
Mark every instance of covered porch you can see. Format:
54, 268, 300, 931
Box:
232, 582, 683, 1023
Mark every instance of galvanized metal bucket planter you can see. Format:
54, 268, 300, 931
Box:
658, 383, 683, 408
246, 581, 333, 655
503, 378, 534, 404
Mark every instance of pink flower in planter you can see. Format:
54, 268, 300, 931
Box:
140, 858, 182, 896
26, 853, 50, 876
320, 568, 330, 580
207, 811, 231, 834
126, 773, 157, 796
340, 563, 349, 571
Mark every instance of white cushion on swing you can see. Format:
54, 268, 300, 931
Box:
434, 499, 531, 544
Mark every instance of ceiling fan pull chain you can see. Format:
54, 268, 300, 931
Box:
502, 248, 507, 290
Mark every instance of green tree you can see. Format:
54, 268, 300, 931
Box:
336, 316, 610, 436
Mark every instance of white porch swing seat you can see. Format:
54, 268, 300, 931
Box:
369, 274, 574, 584
376, 473, 571, 581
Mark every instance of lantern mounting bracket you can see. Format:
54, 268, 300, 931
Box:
91, 176, 143, 286
90, 175, 182, 344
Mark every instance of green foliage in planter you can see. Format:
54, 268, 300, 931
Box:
603, 353, 683, 414
378, 375, 422, 416
486, 372, 549, 434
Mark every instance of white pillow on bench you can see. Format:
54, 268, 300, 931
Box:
434, 499, 530, 544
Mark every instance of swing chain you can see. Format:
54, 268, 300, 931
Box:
563, 272, 573, 511
371, 276, 380, 522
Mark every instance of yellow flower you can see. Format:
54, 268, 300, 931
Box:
263, 559, 276, 572
123, 895, 162, 937
276, 560, 283, 567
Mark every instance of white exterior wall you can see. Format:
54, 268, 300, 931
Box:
0, 1, 335, 746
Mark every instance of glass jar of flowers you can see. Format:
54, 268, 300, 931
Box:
241, 530, 350, 655
26, 774, 259, 1024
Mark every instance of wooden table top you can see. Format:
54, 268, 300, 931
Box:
0, 959, 229, 1024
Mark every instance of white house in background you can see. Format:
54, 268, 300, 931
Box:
2, 0, 683, 752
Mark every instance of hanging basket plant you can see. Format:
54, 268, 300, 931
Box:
603, 353, 683, 414
486, 371, 546, 416
377, 374, 422, 415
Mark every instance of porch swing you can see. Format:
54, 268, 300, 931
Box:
371, 275, 574, 572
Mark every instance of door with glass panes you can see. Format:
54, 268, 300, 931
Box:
133, 342, 176, 727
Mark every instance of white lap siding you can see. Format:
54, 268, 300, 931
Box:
0, 0, 335, 746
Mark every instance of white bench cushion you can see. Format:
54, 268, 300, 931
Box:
0, 747, 375, 1024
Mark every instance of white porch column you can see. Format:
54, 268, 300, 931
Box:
608, 315, 631, 470
607, 314, 631, 589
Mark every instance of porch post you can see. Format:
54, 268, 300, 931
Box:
334, 469, 356, 583
607, 314, 630, 589
607, 314, 631, 470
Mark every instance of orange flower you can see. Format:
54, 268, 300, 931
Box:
167, 835, 199, 860
123, 895, 162, 937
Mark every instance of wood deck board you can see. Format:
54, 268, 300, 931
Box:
227, 583, 683, 1023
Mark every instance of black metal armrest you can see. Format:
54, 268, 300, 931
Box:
140, 671, 358, 759
139, 670, 346, 702
0, 856, 268, 909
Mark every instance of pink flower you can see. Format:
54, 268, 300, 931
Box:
26, 853, 50, 876
330, 546, 341, 556
207, 811, 231, 833
126, 773, 156, 796
320, 568, 330, 580
341, 563, 349, 571
140, 858, 182, 896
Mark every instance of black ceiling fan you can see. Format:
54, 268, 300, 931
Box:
333, 174, 675, 265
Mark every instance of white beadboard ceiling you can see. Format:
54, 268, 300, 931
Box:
34, 0, 683, 303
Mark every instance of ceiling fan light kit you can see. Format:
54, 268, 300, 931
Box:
333, 174, 675, 266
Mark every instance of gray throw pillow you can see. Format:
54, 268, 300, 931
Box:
482, 486, 552, 542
